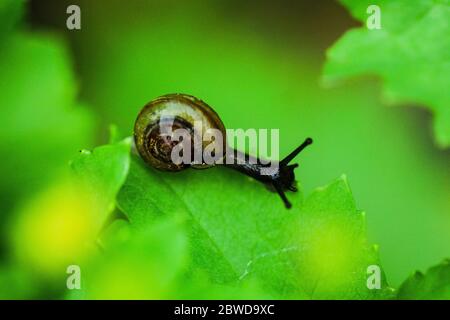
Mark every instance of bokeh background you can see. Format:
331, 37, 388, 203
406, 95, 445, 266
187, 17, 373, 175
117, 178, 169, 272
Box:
0, 0, 449, 298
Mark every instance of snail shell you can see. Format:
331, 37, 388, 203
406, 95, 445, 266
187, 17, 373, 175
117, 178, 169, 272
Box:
134, 94, 226, 171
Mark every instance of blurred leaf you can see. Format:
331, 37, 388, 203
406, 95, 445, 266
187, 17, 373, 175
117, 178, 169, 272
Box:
0, 265, 36, 299
323, 0, 450, 147
97, 218, 131, 251
70, 138, 132, 231
11, 180, 98, 276
397, 259, 450, 299
117, 153, 389, 298
89, 217, 271, 299
67, 218, 188, 299
10, 139, 131, 277
174, 271, 274, 300
0, 31, 94, 207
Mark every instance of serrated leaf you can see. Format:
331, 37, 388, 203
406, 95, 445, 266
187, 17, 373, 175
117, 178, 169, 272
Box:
116, 153, 390, 298
397, 259, 450, 299
117, 155, 301, 287
323, 0, 450, 147
241, 176, 393, 299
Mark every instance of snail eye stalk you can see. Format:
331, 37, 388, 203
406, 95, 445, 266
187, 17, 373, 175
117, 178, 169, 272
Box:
273, 182, 292, 209
280, 138, 313, 167
270, 138, 313, 209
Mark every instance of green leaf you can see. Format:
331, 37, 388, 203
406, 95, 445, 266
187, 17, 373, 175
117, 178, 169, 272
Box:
72, 4, 450, 286
241, 176, 393, 299
9, 139, 131, 277
67, 218, 188, 299
0, 10, 95, 275
323, 0, 450, 147
174, 272, 274, 300
117, 155, 301, 287
72, 216, 271, 299
397, 259, 450, 299
0, 31, 94, 205
0, 265, 36, 299
117, 154, 391, 298
70, 138, 132, 231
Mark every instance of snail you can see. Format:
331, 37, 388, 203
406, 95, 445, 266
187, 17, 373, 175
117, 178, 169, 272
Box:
134, 93, 312, 208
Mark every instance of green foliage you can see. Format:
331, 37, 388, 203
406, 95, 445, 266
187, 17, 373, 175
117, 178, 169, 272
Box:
9, 139, 131, 281
0, 0, 94, 275
1, 0, 449, 300
71, 2, 450, 287
117, 155, 301, 290
70, 138, 132, 232
0, 265, 36, 299
71, 217, 272, 299
247, 176, 393, 299
397, 260, 450, 299
96, 148, 390, 299
0, 26, 93, 205
0, 0, 94, 297
324, 0, 450, 147
69, 219, 188, 299
52, 140, 450, 299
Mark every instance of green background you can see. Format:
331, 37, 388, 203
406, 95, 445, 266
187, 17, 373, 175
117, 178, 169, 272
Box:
0, 0, 449, 298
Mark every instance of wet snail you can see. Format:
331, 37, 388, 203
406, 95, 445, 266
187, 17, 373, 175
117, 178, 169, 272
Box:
134, 93, 313, 208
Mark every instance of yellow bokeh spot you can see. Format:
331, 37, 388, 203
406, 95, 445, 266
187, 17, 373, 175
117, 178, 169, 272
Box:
309, 223, 353, 275
12, 180, 98, 276
298, 219, 361, 293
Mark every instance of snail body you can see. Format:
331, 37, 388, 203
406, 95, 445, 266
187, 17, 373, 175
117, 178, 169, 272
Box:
134, 93, 312, 208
